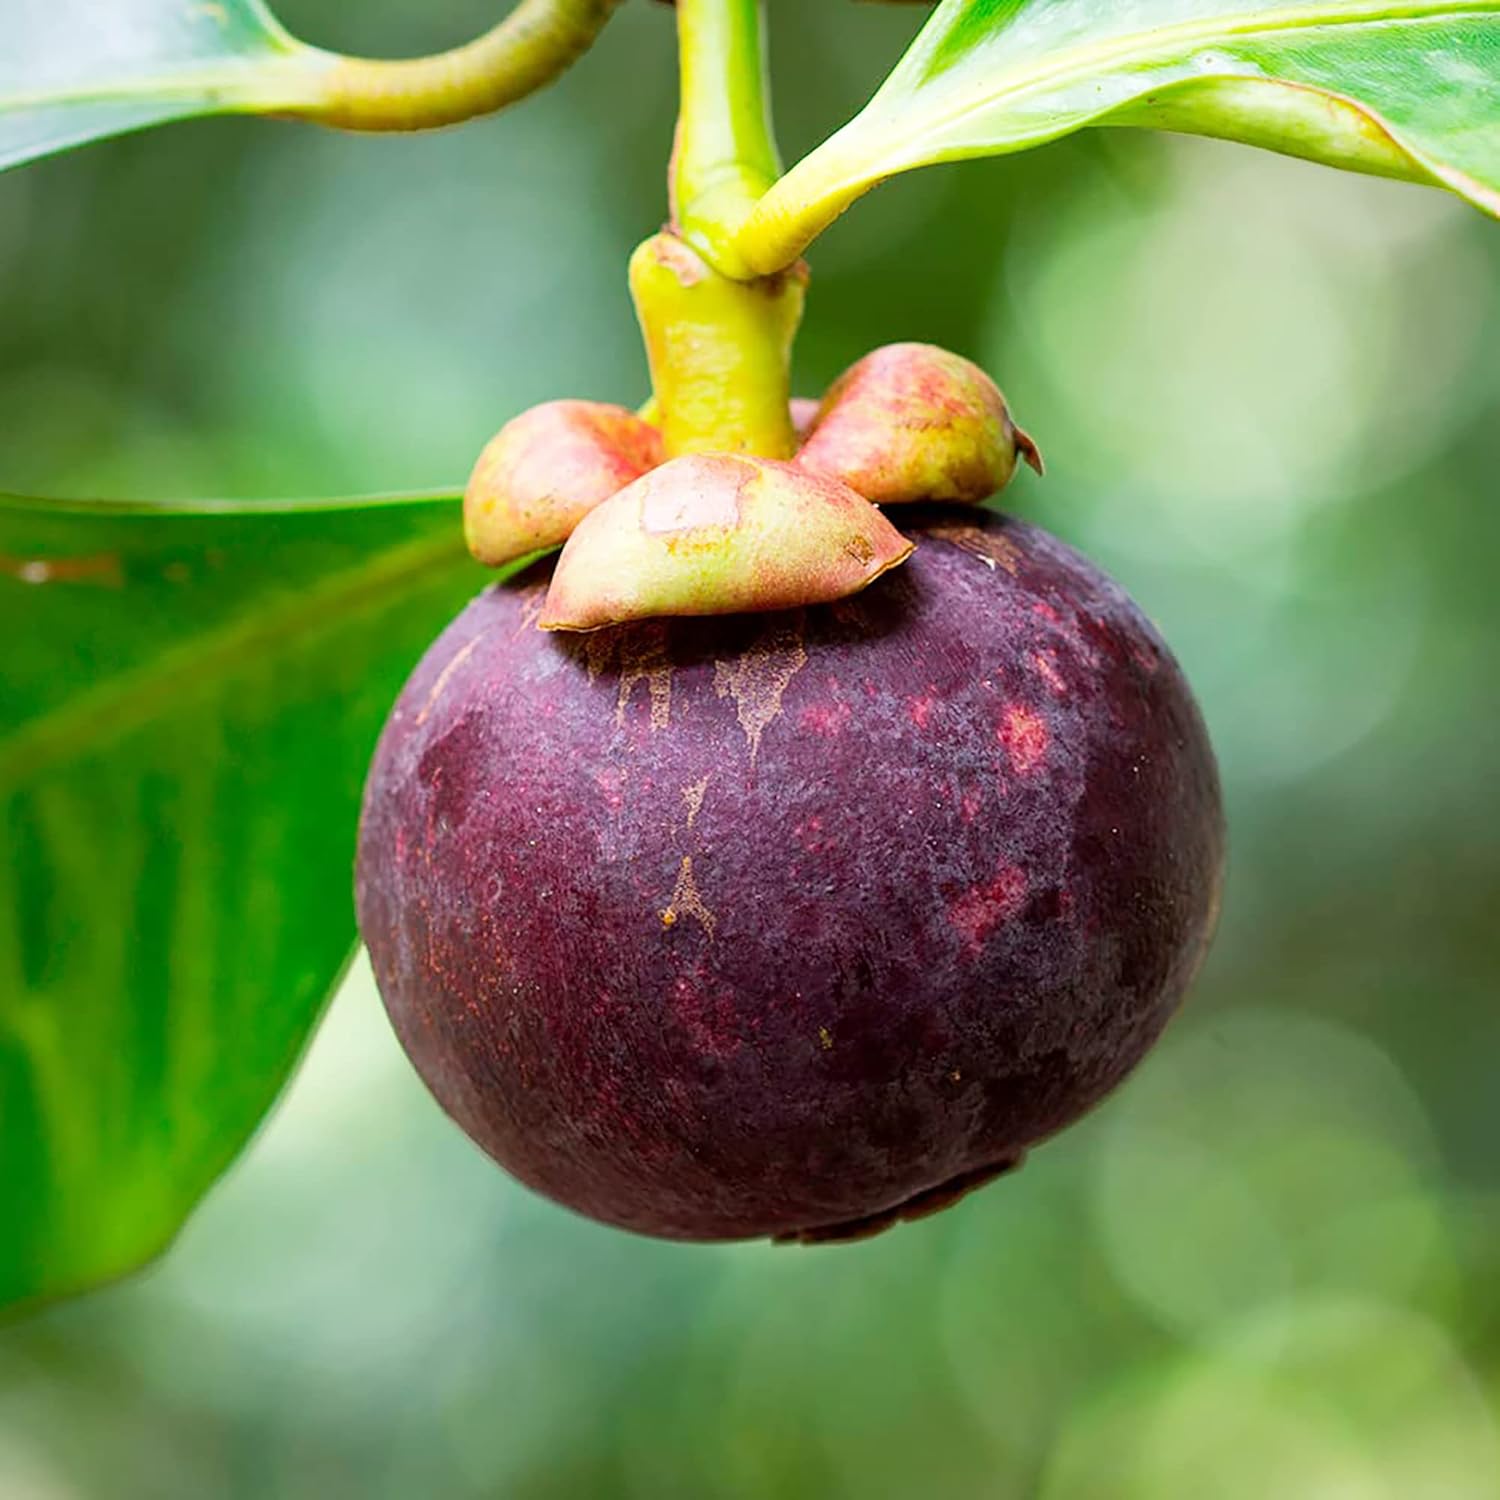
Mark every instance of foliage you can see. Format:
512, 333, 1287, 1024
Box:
1, 490, 478, 1308
740, 0, 1500, 268
0, 0, 316, 171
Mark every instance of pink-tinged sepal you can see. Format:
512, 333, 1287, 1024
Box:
463, 400, 664, 567
539, 454, 913, 632
790, 396, 822, 441
796, 342, 1043, 505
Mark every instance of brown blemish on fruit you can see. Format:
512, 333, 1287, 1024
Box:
927, 523, 1021, 575
818, 1027, 833, 1051
949, 864, 1028, 954
513, 581, 549, 637
0, 551, 124, 588
580, 631, 615, 681
416, 636, 483, 726
682, 776, 709, 829
661, 855, 716, 939
579, 625, 675, 730
615, 624, 674, 731
714, 619, 808, 760
998, 706, 1048, 775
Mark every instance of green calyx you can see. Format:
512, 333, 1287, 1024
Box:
539, 453, 913, 633
456, 2, 1053, 633
459, 330, 1042, 630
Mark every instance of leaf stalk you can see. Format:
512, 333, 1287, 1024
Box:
671, 0, 782, 277
291, 0, 622, 132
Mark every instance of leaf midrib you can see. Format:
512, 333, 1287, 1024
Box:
0, 524, 473, 788
895, 1, 1498, 149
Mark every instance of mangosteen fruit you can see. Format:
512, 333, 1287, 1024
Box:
356, 506, 1223, 1243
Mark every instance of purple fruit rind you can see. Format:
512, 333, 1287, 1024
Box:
356, 506, 1224, 1242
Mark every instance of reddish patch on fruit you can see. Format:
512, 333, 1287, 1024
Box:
592, 765, 626, 812
999, 705, 1049, 775
949, 864, 1028, 954
674, 976, 742, 1060
800, 698, 852, 737
909, 693, 939, 729
1131, 639, 1162, 675
358, 507, 1224, 1244
795, 815, 836, 855
1031, 650, 1068, 696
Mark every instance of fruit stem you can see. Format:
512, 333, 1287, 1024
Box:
671, 0, 782, 280
288, 0, 622, 133
630, 234, 805, 459
628, 1, 802, 458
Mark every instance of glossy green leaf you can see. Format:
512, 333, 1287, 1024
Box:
739, 0, 1500, 272
0, 489, 481, 1312
0, 0, 329, 172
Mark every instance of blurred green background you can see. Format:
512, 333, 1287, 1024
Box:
4, 1, 1500, 1495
